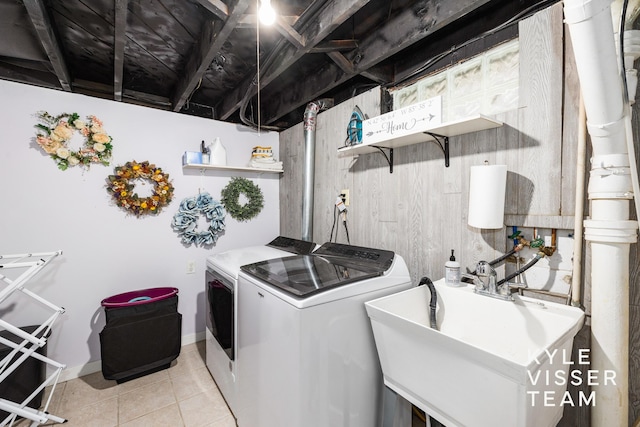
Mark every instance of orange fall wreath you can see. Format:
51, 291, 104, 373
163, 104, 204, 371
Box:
107, 160, 174, 216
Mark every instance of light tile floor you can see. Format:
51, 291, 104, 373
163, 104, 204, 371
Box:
14, 341, 236, 427
9, 340, 428, 427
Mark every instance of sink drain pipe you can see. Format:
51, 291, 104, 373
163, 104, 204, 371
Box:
418, 277, 437, 330
301, 99, 333, 242
564, 0, 639, 425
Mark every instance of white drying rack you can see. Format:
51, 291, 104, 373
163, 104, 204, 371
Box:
0, 251, 67, 426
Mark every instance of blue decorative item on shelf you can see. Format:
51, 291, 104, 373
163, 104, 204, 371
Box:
182, 151, 202, 165
346, 105, 364, 146
172, 192, 226, 246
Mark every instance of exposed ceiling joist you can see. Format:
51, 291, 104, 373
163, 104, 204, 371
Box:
124, 89, 172, 108
360, 67, 393, 85
326, 51, 354, 73
236, 14, 299, 28
0, 60, 61, 88
310, 40, 359, 53
172, 0, 252, 112
261, 0, 493, 124
274, 16, 305, 48
22, 0, 71, 91
0, 0, 558, 130
196, 0, 229, 20
218, 0, 373, 122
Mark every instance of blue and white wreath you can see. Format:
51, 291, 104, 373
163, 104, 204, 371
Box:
172, 192, 226, 246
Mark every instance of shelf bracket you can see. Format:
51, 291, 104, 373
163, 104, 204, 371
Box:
373, 146, 394, 173
424, 132, 450, 167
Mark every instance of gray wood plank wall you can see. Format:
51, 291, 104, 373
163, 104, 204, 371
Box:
279, 3, 639, 425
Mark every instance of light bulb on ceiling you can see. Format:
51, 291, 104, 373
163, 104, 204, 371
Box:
259, 0, 276, 26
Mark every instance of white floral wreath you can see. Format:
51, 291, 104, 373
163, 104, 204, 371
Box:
172, 192, 226, 246
35, 111, 113, 171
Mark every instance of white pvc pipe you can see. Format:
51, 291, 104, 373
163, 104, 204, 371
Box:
611, 7, 640, 223
615, 2, 640, 237
624, 110, 640, 222
564, 0, 639, 425
565, 0, 624, 120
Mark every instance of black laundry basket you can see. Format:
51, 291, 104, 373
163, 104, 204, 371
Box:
0, 326, 49, 420
99, 287, 182, 383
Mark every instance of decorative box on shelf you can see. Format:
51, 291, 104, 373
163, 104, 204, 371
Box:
361, 96, 443, 146
182, 151, 202, 165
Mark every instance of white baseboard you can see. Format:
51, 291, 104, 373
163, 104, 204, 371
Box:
57, 331, 206, 383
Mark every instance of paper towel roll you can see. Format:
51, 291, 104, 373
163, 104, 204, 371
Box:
468, 164, 507, 229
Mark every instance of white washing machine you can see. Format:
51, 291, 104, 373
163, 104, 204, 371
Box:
205, 236, 316, 415
236, 242, 413, 427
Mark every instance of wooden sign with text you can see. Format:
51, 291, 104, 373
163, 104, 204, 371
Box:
362, 96, 442, 145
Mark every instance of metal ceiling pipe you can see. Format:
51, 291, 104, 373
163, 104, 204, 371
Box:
301, 99, 333, 242
564, 0, 639, 425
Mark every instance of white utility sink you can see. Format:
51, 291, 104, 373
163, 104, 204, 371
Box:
365, 279, 585, 427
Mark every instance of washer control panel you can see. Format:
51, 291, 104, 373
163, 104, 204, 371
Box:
314, 242, 395, 272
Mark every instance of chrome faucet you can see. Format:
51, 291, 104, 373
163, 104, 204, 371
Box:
472, 260, 513, 301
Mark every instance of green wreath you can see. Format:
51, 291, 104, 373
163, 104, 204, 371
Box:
221, 177, 264, 222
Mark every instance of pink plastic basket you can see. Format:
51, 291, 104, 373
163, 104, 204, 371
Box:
101, 287, 179, 308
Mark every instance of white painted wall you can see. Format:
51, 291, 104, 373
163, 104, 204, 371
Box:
0, 79, 280, 380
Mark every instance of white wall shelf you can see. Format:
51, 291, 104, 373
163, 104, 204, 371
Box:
337, 114, 503, 172
183, 163, 283, 174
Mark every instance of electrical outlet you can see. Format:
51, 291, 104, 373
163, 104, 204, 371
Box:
186, 260, 196, 274
341, 189, 350, 206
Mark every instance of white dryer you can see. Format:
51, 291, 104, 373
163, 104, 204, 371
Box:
205, 236, 316, 415
236, 242, 413, 427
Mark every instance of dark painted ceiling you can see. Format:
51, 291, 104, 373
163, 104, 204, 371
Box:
0, 0, 557, 130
